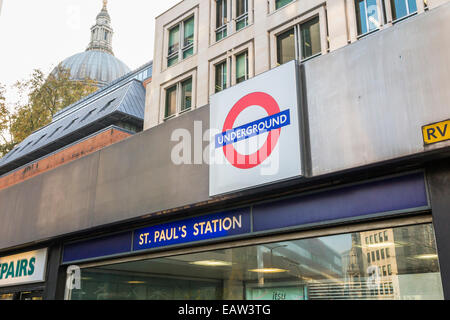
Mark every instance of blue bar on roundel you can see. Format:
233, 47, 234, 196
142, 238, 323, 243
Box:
215, 109, 291, 148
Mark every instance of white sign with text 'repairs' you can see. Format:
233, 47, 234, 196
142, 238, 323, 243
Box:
209, 61, 303, 196
0, 248, 47, 287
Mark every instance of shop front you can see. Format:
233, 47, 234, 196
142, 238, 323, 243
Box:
62, 171, 444, 300
0, 248, 48, 300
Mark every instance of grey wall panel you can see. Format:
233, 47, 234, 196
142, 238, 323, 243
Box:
92, 106, 209, 227
0, 106, 210, 250
305, 4, 450, 176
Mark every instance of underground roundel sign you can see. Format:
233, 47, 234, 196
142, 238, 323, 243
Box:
209, 61, 303, 196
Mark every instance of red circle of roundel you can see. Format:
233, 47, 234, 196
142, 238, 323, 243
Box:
222, 92, 281, 169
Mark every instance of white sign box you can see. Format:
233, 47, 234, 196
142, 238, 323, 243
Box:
209, 61, 303, 196
0, 248, 47, 287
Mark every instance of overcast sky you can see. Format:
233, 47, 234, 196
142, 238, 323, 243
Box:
0, 0, 180, 100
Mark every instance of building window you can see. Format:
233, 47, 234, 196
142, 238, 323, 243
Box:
164, 76, 194, 119
275, 16, 321, 66
355, 0, 380, 36
276, 0, 294, 10
235, 51, 248, 84
180, 78, 192, 111
386, 247, 391, 258
381, 248, 385, 259
387, 264, 392, 275
376, 250, 380, 261
390, 0, 417, 21
165, 85, 177, 118
300, 17, 321, 60
384, 231, 388, 241
215, 61, 227, 93
167, 16, 195, 68
216, 0, 228, 41
276, 28, 296, 65
236, 0, 248, 31
168, 25, 180, 67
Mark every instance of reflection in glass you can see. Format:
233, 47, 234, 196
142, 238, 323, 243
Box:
67, 224, 443, 300
275, 0, 294, 10
300, 17, 321, 60
391, 0, 418, 21
168, 25, 180, 67
181, 78, 192, 111
183, 17, 195, 59
165, 85, 177, 118
216, 0, 228, 41
215, 61, 227, 93
236, 51, 248, 84
276, 28, 295, 65
236, 0, 248, 31
355, 0, 380, 35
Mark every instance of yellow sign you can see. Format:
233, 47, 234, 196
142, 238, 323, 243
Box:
423, 120, 450, 145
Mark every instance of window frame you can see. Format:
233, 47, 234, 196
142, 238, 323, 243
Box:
235, 0, 249, 32
348, 0, 423, 42
210, 0, 253, 45
164, 9, 198, 70
235, 50, 249, 84
268, 0, 297, 13
161, 70, 197, 121
73, 214, 432, 273
354, 0, 384, 37
214, 60, 228, 93
215, 0, 228, 41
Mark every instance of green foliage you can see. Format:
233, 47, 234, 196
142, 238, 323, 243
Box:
0, 66, 98, 157
0, 84, 16, 157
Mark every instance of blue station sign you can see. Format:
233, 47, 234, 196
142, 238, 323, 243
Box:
132, 208, 251, 251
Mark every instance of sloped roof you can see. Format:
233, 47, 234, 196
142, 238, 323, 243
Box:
0, 79, 146, 175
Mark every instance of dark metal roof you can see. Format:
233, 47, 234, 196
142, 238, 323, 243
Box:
0, 77, 147, 175
53, 61, 152, 119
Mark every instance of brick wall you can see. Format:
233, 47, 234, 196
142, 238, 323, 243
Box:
0, 128, 132, 190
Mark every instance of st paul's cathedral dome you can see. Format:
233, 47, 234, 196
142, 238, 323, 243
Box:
51, 0, 130, 87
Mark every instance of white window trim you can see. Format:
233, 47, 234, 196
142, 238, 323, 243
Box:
160, 69, 197, 122
269, 7, 327, 69
163, 7, 199, 71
